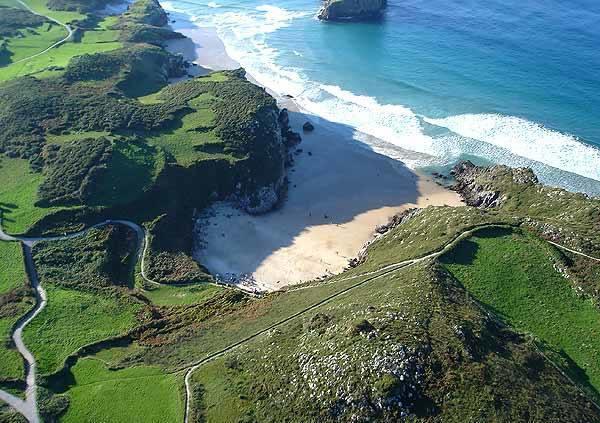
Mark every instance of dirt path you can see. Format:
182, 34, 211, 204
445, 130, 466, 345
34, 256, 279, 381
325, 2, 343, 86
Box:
0, 219, 150, 422
1, 218, 598, 422
180, 224, 600, 422
11, 0, 73, 66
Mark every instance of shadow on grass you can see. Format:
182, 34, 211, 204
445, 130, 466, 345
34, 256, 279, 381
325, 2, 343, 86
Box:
440, 227, 515, 266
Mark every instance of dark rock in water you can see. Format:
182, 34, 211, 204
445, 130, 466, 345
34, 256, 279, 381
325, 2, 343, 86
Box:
284, 94, 294, 99
303, 121, 315, 132
278, 108, 290, 129
318, 0, 387, 21
284, 130, 302, 147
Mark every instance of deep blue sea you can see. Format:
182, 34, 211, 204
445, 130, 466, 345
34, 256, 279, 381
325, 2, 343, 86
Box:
163, 0, 600, 195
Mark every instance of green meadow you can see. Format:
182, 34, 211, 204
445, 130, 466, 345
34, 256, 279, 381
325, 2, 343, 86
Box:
442, 228, 600, 402
60, 358, 183, 423
0, 242, 28, 381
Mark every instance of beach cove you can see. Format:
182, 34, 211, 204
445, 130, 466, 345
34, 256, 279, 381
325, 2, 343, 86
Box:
165, 13, 462, 291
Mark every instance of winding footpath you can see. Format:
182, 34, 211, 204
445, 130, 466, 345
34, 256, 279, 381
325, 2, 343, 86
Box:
0, 219, 151, 422
181, 225, 600, 422
10, 0, 73, 66
0, 218, 598, 422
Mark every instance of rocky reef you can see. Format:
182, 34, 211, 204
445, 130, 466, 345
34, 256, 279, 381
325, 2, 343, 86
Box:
318, 0, 387, 21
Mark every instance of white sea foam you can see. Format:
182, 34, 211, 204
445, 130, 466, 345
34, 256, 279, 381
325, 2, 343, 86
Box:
207, 2, 221, 7
424, 114, 600, 182
165, 0, 600, 193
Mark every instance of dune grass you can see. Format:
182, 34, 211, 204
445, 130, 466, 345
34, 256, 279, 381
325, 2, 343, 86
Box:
441, 227, 600, 402
60, 358, 184, 423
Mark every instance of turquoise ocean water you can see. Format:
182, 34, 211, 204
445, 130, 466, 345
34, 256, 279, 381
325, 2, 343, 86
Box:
163, 0, 600, 195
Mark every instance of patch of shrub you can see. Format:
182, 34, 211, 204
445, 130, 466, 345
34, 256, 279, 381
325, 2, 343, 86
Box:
0, 6, 47, 37
32, 225, 137, 292
37, 137, 112, 206
47, 0, 113, 13
146, 214, 211, 284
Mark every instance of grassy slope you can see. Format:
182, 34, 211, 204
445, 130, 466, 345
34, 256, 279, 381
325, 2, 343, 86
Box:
23, 227, 143, 375
60, 358, 183, 423
0, 241, 26, 296
1, 22, 66, 64
0, 242, 28, 381
0, 5, 121, 83
0, 158, 70, 235
442, 227, 600, 402
142, 283, 222, 307
189, 262, 599, 422
144, 76, 231, 167
24, 285, 141, 375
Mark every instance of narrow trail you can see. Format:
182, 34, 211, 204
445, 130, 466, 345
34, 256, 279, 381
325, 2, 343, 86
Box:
180, 224, 600, 422
11, 0, 73, 66
0, 219, 153, 422
0, 217, 598, 422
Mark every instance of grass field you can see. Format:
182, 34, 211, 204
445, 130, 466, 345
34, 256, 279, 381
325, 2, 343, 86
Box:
0, 157, 68, 235
0, 242, 28, 381
60, 357, 183, 423
146, 92, 227, 166
46, 130, 113, 145
24, 285, 141, 375
441, 227, 600, 401
0, 241, 25, 295
1, 23, 66, 64
0, 317, 25, 381
0, 10, 121, 83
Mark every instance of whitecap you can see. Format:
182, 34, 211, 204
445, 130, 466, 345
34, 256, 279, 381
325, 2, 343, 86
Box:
424, 114, 600, 182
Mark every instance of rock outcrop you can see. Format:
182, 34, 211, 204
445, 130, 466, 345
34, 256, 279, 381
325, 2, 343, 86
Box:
318, 0, 386, 21
451, 160, 538, 208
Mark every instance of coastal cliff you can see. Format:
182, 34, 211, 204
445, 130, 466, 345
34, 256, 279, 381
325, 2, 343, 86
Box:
318, 0, 386, 21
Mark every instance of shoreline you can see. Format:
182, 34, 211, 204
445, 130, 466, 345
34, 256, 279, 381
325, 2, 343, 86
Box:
164, 10, 463, 292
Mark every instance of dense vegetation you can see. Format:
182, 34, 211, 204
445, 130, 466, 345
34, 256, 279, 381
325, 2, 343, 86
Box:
47, 0, 113, 13
145, 213, 211, 285
0, 6, 47, 36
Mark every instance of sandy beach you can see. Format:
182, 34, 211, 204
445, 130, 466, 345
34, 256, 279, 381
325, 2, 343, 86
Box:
165, 12, 463, 292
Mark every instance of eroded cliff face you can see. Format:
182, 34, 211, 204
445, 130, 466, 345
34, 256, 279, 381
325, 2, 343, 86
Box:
318, 0, 386, 21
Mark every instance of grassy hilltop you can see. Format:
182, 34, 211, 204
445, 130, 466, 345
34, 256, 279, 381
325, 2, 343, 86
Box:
1, 0, 600, 421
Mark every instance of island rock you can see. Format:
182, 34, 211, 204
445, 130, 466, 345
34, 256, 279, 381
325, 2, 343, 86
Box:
318, 0, 386, 21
